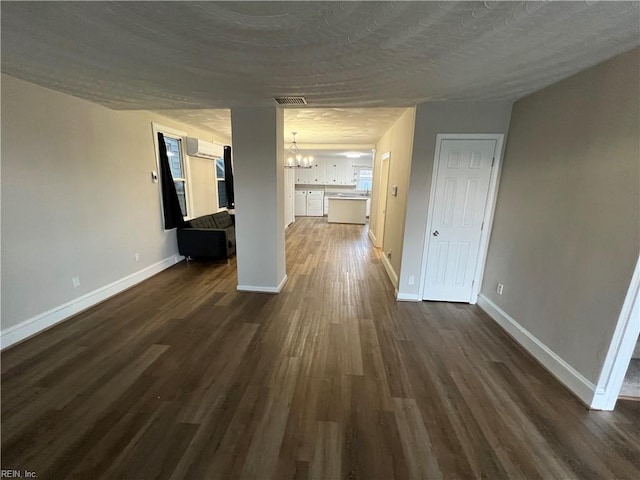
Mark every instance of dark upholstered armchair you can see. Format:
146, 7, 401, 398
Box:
177, 211, 236, 259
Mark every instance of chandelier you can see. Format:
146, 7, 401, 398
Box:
284, 132, 313, 168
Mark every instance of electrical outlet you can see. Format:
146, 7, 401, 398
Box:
497, 283, 504, 295
408, 275, 415, 286
72, 276, 80, 288
134, 253, 140, 262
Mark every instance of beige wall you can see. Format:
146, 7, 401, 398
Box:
371, 108, 416, 286
481, 48, 640, 383
1, 74, 225, 331
398, 101, 513, 298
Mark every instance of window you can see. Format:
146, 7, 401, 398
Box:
152, 123, 191, 223
216, 157, 228, 209
163, 135, 188, 217
356, 167, 373, 191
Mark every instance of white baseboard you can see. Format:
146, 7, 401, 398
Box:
237, 274, 288, 294
368, 229, 378, 247
1, 255, 184, 350
397, 292, 421, 302
477, 294, 596, 408
380, 254, 398, 289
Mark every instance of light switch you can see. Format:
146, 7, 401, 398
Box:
151, 171, 158, 183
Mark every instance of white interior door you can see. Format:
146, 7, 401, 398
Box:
423, 139, 497, 302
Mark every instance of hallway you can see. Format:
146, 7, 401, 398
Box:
1, 218, 639, 479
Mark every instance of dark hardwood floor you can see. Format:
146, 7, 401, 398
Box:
2, 217, 639, 479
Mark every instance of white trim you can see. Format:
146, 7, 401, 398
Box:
237, 274, 288, 294
1, 255, 183, 350
592, 255, 640, 410
419, 134, 504, 303
397, 293, 421, 302
377, 151, 391, 250
381, 254, 398, 289
368, 229, 377, 246
477, 294, 595, 407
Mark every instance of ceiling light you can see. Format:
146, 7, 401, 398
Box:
346, 152, 361, 158
284, 132, 313, 169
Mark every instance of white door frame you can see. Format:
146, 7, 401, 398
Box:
284, 168, 295, 228
370, 151, 391, 248
419, 134, 505, 304
591, 255, 640, 410
379, 152, 391, 249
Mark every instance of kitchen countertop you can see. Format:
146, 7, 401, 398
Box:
326, 196, 369, 200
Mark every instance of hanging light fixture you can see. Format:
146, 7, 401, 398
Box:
284, 131, 313, 168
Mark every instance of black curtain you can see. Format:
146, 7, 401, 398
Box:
223, 145, 235, 209
157, 132, 185, 229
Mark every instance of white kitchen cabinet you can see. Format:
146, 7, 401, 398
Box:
308, 160, 326, 185
294, 190, 307, 215
295, 168, 310, 185
325, 162, 337, 185
296, 159, 359, 186
326, 162, 349, 185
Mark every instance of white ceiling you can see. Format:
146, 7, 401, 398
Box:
2, 1, 639, 143
151, 107, 408, 145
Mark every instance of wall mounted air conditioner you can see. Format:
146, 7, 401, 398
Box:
186, 137, 224, 159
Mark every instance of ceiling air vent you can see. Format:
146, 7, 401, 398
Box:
273, 96, 307, 105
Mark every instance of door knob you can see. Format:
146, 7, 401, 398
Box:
432, 230, 439, 237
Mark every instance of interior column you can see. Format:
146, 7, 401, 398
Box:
230, 107, 287, 292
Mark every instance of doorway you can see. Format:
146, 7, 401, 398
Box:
618, 335, 640, 400
591, 256, 640, 410
421, 134, 503, 303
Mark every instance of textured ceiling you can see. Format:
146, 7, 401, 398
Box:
150, 107, 408, 145
153, 109, 232, 143
2, 1, 639, 111
285, 107, 407, 145
2, 1, 639, 145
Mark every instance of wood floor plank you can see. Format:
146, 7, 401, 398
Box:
309, 421, 341, 480
1, 217, 638, 479
240, 356, 301, 480
393, 397, 443, 480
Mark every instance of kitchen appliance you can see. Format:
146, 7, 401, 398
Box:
306, 190, 324, 216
